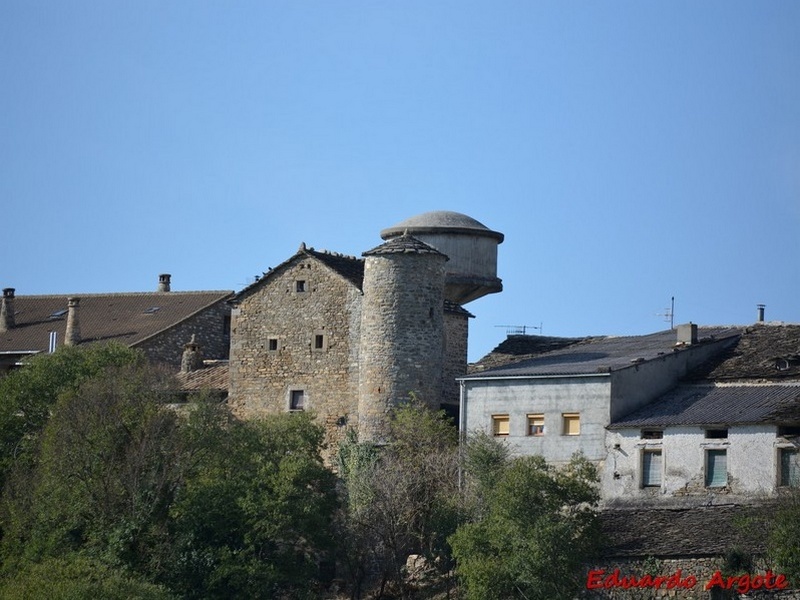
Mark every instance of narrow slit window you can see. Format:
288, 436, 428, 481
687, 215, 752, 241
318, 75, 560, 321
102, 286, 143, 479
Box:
268, 338, 279, 352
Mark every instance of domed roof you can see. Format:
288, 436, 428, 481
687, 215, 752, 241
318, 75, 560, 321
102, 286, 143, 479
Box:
380, 211, 504, 242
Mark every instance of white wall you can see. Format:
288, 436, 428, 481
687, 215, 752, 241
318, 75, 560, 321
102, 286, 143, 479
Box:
462, 376, 611, 463
603, 425, 783, 504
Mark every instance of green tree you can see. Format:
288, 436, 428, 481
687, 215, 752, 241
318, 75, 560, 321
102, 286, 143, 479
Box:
168, 410, 339, 599
767, 493, 800, 586
0, 343, 143, 488
336, 399, 461, 599
450, 450, 601, 600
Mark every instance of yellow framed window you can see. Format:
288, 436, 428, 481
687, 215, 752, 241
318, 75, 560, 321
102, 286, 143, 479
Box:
492, 415, 510, 436
562, 413, 580, 436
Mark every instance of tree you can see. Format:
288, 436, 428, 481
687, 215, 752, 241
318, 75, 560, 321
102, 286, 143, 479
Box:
0, 343, 144, 489
336, 399, 461, 599
449, 448, 601, 600
167, 410, 339, 599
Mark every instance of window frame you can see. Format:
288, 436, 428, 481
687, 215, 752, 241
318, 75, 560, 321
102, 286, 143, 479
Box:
289, 389, 306, 411
492, 415, 510, 437
641, 449, 663, 488
779, 447, 800, 487
562, 413, 580, 436
527, 414, 545, 436
705, 448, 728, 488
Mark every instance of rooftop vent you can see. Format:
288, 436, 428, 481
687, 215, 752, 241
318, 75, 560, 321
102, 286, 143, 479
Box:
65, 297, 81, 346
0, 288, 15, 332
158, 274, 171, 293
757, 304, 766, 322
676, 322, 698, 345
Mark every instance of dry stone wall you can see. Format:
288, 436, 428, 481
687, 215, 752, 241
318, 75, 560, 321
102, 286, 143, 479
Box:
228, 256, 362, 456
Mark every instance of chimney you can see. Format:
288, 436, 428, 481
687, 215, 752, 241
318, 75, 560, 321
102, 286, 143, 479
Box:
757, 304, 766, 322
158, 274, 171, 293
181, 334, 204, 373
65, 297, 81, 346
677, 322, 698, 345
0, 288, 15, 332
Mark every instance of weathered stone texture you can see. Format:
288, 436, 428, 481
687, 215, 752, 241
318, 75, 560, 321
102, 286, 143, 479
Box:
443, 308, 469, 407
229, 256, 362, 455
137, 300, 231, 367
357, 250, 446, 443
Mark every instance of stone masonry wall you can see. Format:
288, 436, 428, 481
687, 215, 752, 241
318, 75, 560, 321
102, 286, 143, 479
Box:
358, 250, 446, 443
443, 309, 468, 408
228, 256, 362, 458
136, 300, 231, 367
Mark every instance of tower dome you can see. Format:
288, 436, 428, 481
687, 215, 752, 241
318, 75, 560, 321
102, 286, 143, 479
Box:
380, 211, 503, 304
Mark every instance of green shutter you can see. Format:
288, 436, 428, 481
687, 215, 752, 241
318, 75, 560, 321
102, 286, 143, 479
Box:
706, 449, 727, 487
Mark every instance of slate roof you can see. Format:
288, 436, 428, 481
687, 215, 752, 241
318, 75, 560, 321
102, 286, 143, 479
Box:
686, 323, 800, 381
362, 233, 447, 257
600, 504, 769, 557
234, 243, 365, 301
0, 291, 233, 354
469, 334, 590, 373
609, 383, 800, 428
380, 210, 505, 242
462, 327, 741, 379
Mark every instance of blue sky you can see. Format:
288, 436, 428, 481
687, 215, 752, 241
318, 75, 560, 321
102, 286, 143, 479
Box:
3, 2, 799, 361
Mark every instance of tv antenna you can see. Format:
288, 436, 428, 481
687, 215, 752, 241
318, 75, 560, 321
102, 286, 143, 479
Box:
495, 323, 542, 336
656, 297, 675, 329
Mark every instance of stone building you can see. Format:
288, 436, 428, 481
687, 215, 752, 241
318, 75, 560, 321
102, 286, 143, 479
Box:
227, 210, 503, 451
0, 275, 233, 374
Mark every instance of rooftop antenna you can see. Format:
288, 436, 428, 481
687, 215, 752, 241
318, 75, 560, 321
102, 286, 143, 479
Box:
495, 323, 542, 336
656, 296, 675, 329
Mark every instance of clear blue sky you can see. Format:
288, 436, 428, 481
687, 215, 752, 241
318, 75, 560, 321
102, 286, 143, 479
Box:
3, 2, 799, 361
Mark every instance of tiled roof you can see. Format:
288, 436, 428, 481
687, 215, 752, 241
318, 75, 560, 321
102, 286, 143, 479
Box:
0, 291, 232, 354
176, 360, 229, 392
462, 328, 741, 379
687, 323, 800, 381
600, 504, 769, 557
609, 383, 800, 428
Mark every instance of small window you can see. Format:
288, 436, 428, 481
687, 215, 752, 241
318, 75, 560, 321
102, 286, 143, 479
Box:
562, 413, 580, 436
312, 332, 328, 351
642, 450, 662, 487
705, 429, 728, 439
268, 338, 279, 352
780, 448, 800, 487
492, 415, 510, 437
527, 414, 544, 436
706, 449, 727, 487
290, 390, 305, 411
642, 429, 663, 440
296, 280, 306, 293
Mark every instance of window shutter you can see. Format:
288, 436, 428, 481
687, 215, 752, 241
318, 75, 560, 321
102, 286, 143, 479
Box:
706, 450, 727, 487
643, 451, 662, 486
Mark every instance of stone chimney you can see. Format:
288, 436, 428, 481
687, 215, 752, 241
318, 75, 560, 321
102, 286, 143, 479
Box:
0, 288, 15, 332
757, 304, 766, 322
181, 334, 204, 373
65, 297, 81, 346
158, 274, 171, 293
677, 322, 698, 345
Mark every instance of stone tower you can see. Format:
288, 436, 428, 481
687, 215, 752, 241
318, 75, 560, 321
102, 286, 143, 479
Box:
357, 234, 448, 443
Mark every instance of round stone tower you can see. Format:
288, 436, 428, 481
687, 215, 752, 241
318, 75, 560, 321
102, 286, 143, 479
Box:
380, 210, 504, 305
357, 233, 448, 443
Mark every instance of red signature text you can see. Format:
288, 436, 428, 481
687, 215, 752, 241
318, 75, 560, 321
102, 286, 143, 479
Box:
586, 569, 789, 594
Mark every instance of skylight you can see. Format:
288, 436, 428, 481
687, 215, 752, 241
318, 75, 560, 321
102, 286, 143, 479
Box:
143, 307, 161, 314
48, 309, 68, 320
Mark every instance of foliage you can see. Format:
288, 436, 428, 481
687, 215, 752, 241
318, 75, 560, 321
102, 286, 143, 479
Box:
0, 555, 175, 600
450, 448, 601, 600
167, 410, 338, 599
0, 348, 339, 599
336, 399, 461, 599
0, 343, 143, 487
767, 492, 800, 586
